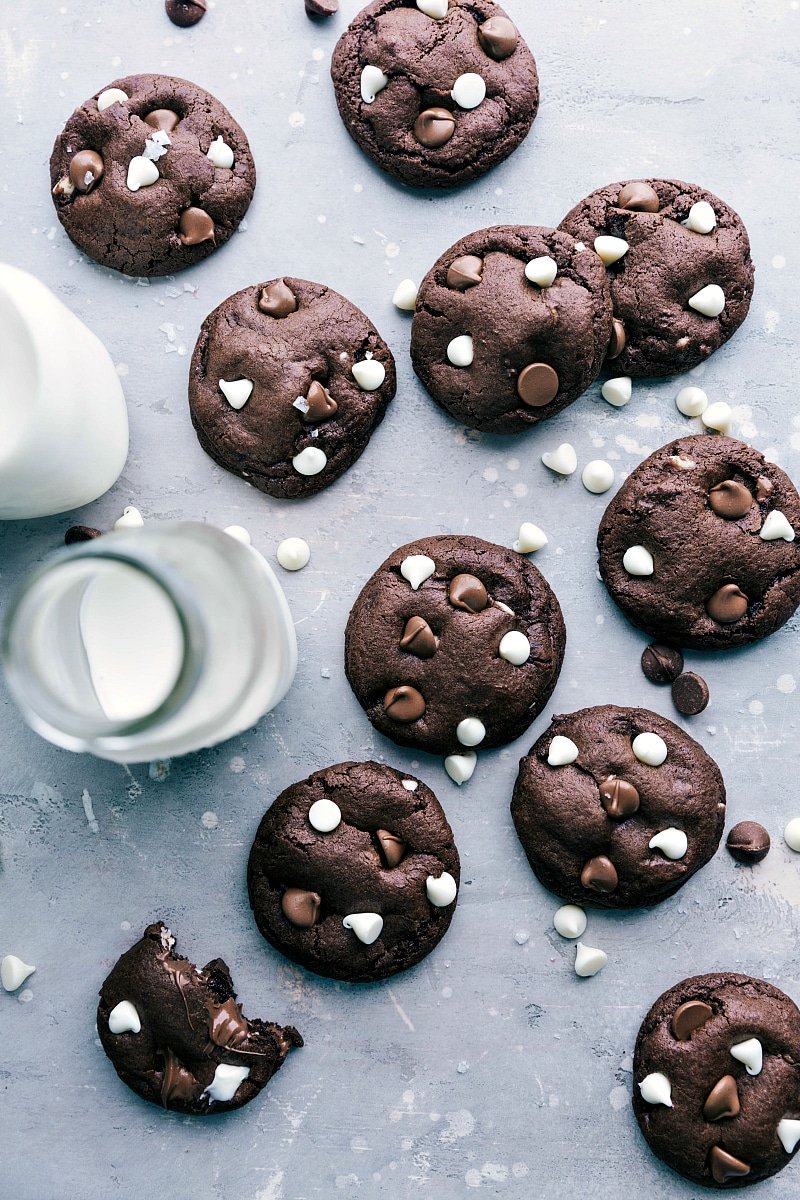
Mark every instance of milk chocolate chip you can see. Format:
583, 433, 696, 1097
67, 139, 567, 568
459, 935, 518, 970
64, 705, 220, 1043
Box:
303, 381, 338, 423
449, 573, 488, 612
607, 318, 627, 359
69, 150, 104, 194
706, 584, 748, 624
477, 15, 519, 60
258, 279, 298, 318
376, 829, 406, 868
599, 776, 640, 819
384, 685, 426, 722
708, 480, 752, 519
400, 615, 438, 659
517, 363, 559, 408
178, 207, 215, 246
446, 255, 484, 291
703, 1075, 740, 1122
671, 999, 713, 1040
580, 855, 618, 893
414, 108, 456, 148
617, 182, 660, 212
144, 109, 181, 133
281, 888, 321, 928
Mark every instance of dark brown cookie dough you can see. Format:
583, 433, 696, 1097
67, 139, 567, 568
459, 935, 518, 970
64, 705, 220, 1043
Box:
559, 179, 754, 376
330, 0, 539, 189
247, 761, 460, 982
511, 705, 726, 908
50, 74, 255, 276
597, 435, 800, 650
188, 278, 396, 500
97, 923, 301, 1114
633, 973, 800, 1187
344, 534, 566, 755
411, 225, 613, 433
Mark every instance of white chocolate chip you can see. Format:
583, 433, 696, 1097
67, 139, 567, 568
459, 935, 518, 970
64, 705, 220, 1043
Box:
553, 904, 586, 939
783, 817, 800, 852
352, 356, 386, 390
400, 554, 435, 590
360, 65, 389, 104
401, 779, 418, 792
417, 0, 448, 16
513, 522, 548, 553
308, 797, 341, 833
203, 1063, 250, 1103
541, 443, 577, 476
623, 545, 654, 577
760, 511, 795, 542
444, 750, 477, 786
525, 256, 558, 287
689, 283, 726, 318
778, 1119, 800, 1154
548, 735, 579, 766
451, 73, 486, 110
108, 1000, 142, 1034
499, 630, 531, 666
701, 401, 732, 433
277, 537, 311, 571
114, 506, 144, 530
446, 334, 474, 367
0, 955, 35, 993
594, 235, 629, 265
126, 156, 159, 192
342, 912, 383, 945
224, 525, 251, 545
494, 601, 514, 616
581, 460, 615, 495
456, 717, 486, 747
392, 279, 418, 311
218, 378, 253, 410
730, 1037, 763, 1076
675, 385, 708, 417
206, 136, 234, 169
426, 872, 458, 907
574, 942, 607, 978
97, 87, 128, 111
638, 1073, 673, 1107
292, 447, 327, 476
601, 377, 632, 408
632, 731, 668, 767
648, 828, 687, 860
685, 200, 717, 234
669, 455, 697, 471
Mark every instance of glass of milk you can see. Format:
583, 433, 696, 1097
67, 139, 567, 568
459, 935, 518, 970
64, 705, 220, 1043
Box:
1, 523, 297, 762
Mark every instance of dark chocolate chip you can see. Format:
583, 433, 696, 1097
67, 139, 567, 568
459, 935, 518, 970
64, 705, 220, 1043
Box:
598, 776, 640, 819
641, 643, 684, 684
384, 685, 426, 723
517, 363, 559, 408
65, 525, 102, 545
281, 887, 321, 928
671, 999, 713, 1041
703, 1075, 740, 1122
446, 255, 484, 291
726, 820, 770, 864
477, 15, 519, 60
580, 855, 618, 893
449, 573, 488, 612
258, 279, 298, 318
375, 829, 406, 868
672, 672, 710, 716
617, 182, 660, 212
165, 0, 207, 27
706, 584, 748, 624
400, 615, 438, 659
708, 480, 753, 519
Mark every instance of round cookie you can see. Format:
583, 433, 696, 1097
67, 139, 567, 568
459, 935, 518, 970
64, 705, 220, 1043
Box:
97, 922, 302, 1114
598, 435, 800, 650
633, 973, 800, 1188
411, 225, 613, 433
559, 179, 754, 376
511, 705, 726, 908
330, 0, 539, 189
188, 278, 396, 500
247, 761, 460, 982
50, 74, 255, 276
344, 535, 566, 755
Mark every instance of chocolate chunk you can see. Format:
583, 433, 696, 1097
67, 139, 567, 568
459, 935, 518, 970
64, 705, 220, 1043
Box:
68, 149, 104, 194
616, 181, 660, 212
160, 1047, 198, 1107
756, 475, 774, 501
375, 829, 406, 868
449, 573, 488, 612
400, 615, 438, 659
517, 363, 560, 408
477, 15, 519, 60
671, 672, 710, 716
414, 108, 456, 148
580, 855, 618, 893
708, 1146, 750, 1184
65, 525, 102, 545
178, 207, 215, 247
165, 0, 207, 27
384, 685, 426, 723
281, 888, 321, 928
706, 583, 748, 624
258, 279, 298, 318
303, 381, 338, 423
726, 820, 770, 864
607, 317, 627, 359
708, 479, 753, 519
446, 255, 484, 291
144, 109, 181, 133
703, 1075, 740, 1122
305, 0, 339, 15
598, 776, 640, 819
641, 643, 684, 684
671, 999, 714, 1041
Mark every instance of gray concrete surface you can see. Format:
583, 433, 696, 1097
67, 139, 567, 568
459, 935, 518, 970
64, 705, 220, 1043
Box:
1, 0, 799, 1196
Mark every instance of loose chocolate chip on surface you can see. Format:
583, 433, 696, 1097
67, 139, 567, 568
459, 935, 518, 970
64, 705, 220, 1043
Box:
65, 525, 102, 545
726, 820, 770, 863
671, 671, 710, 715
305, 0, 339, 15
641, 643, 684, 684
165, 0, 207, 27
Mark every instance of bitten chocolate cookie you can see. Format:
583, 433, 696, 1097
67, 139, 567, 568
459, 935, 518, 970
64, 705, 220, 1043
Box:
559, 179, 754, 376
633, 973, 800, 1188
188, 278, 396, 500
344, 535, 565, 756
247, 762, 460, 982
331, 0, 539, 189
411, 225, 613, 433
97, 923, 301, 1114
598, 436, 800, 650
50, 74, 255, 276
511, 705, 726, 908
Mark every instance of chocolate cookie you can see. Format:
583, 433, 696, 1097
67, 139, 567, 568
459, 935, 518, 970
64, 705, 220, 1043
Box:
247, 762, 460, 982
97, 923, 301, 1114
330, 0, 539, 189
50, 74, 255, 276
344, 535, 566, 755
598, 435, 800, 650
411, 225, 613, 433
511, 705, 726, 908
633, 973, 800, 1187
188, 278, 396, 500
559, 179, 754, 376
